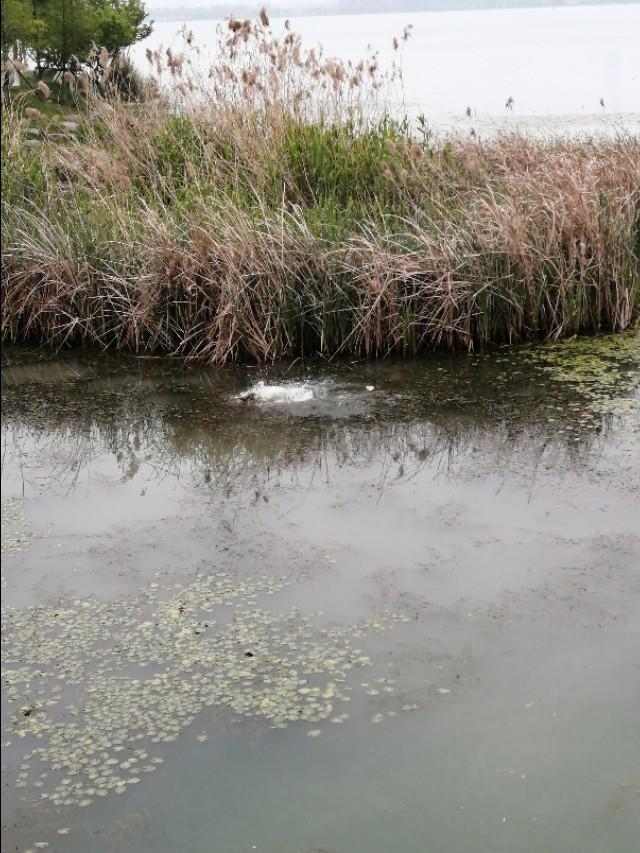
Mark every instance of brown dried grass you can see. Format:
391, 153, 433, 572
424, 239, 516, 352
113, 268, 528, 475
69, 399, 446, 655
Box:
2, 17, 638, 362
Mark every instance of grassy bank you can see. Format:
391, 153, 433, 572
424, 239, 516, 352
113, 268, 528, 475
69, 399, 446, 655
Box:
2, 16, 639, 363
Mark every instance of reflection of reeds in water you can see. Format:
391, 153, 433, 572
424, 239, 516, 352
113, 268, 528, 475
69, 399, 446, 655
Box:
2, 336, 637, 494
1, 15, 638, 363
0, 414, 573, 498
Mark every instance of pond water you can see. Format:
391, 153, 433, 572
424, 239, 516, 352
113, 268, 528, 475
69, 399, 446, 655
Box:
2, 335, 639, 853
130, 3, 640, 134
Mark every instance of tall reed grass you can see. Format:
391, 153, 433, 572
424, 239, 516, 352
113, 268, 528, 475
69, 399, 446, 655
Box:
2, 13, 639, 362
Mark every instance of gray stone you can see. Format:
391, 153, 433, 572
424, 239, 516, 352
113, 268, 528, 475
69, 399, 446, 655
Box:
46, 132, 73, 142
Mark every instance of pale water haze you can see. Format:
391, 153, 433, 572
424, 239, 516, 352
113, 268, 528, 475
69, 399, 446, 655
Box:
144, 0, 635, 16
132, 3, 640, 129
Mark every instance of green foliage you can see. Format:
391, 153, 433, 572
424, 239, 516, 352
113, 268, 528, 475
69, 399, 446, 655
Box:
31, 0, 93, 69
13, 73, 80, 112
105, 52, 145, 100
1, 95, 638, 363
150, 116, 205, 188
274, 120, 409, 211
1, 0, 151, 68
2, 9, 638, 364
1, 0, 47, 60
92, 0, 151, 55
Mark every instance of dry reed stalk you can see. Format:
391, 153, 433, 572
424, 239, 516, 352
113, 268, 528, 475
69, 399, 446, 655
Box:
2, 18, 638, 362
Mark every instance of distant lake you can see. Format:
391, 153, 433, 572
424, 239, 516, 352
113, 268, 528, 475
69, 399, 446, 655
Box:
131, 3, 640, 130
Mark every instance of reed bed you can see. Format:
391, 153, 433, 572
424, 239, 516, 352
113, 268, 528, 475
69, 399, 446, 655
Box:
2, 13, 639, 362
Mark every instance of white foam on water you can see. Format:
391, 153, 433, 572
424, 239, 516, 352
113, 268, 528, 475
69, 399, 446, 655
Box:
237, 381, 316, 404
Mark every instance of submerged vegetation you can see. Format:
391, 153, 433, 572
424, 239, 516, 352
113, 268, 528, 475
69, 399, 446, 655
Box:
1, 13, 639, 362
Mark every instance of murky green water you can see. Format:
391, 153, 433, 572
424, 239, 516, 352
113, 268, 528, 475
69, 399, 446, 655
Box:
2, 335, 639, 853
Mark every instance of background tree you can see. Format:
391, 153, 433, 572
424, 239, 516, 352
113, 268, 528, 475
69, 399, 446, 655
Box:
94, 0, 151, 56
32, 0, 95, 72
1, 0, 47, 61
2, 0, 151, 71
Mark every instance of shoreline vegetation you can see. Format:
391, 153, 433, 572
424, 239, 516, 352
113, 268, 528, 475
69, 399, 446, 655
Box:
2, 14, 639, 363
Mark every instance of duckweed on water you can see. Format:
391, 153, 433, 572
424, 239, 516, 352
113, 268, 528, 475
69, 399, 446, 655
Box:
2, 570, 410, 812
2, 331, 638, 840
1, 499, 34, 588
1, 499, 33, 556
526, 332, 640, 424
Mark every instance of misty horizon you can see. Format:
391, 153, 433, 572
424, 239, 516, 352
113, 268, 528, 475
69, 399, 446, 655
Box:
144, 0, 637, 22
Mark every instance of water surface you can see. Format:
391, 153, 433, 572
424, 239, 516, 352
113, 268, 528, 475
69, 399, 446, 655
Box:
2, 336, 639, 852
131, 4, 640, 132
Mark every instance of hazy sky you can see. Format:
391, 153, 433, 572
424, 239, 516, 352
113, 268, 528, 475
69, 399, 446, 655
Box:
145, 0, 338, 7
144, 0, 628, 11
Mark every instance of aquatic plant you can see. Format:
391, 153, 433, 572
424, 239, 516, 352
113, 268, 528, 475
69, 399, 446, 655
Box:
2, 565, 410, 811
1, 15, 639, 362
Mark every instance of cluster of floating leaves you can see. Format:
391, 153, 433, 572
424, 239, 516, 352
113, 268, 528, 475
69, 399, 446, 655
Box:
2, 570, 410, 811
527, 332, 640, 426
1, 499, 34, 587
1, 499, 33, 556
